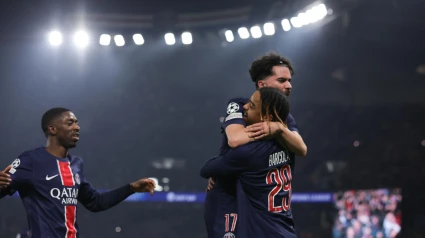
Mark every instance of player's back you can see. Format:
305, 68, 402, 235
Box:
236, 140, 297, 238
5, 147, 83, 238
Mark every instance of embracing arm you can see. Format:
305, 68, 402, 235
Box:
200, 145, 250, 178
245, 114, 307, 156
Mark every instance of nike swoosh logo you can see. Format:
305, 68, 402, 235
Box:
46, 174, 59, 180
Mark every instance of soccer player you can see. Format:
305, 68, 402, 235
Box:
201, 87, 297, 237
0, 107, 156, 238
203, 53, 306, 238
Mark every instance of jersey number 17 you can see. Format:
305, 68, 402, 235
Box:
266, 164, 292, 212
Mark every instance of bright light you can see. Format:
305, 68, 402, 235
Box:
73, 30, 89, 48
310, 4, 328, 22
48, 31, 62, 46
133, 34, 144, 45
316, 4, 328, 19
250, 26, 262, 38
281, 19, 291, 31
224, 30, 234, 42
263, 22, 275, 36
290, 17, 302, 28
99, 34, 111, 46
298, 13, 309, 26
305, 9, 316, 24
181, 32, 193, 45
237, 27, 250, 39
164, 33, 176, 45
114, 35, 125, 47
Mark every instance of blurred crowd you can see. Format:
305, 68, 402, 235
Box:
333, 189, 402, 238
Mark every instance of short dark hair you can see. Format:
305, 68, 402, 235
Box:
41, 107, 70, 137
259, 87, 290, 124
249, 53, 295, 89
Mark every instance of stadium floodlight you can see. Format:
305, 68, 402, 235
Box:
237, 27, 250, 39
224, 30, 234, 42
133, 34, 144, 45
73, 30, 89, 48
290, 17, 302, 28
181, 32, 193, 45
281, 19, 291, 31
99, 34, 111, 46
297, 13, 309, 26
250, 26, 262, 39
48, 31, 62, 46
164, 33, 176, 45
114, 35, 125, 47
263, 22, 275, 36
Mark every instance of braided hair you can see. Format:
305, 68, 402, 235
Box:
258, 87, 290, 124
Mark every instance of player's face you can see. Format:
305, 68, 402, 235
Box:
55, 111, 80, 149
257, 66, 292, 96
243, 91, 263, 125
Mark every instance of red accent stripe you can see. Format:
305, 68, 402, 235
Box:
58, 161, 75, 187
65, 206, 77, 238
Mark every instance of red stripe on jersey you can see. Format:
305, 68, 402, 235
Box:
65, 206, 77, 238
57, 161, 75, 187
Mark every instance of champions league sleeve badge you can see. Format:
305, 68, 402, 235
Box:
74, 173, 80, 185
227, 102, 240, 114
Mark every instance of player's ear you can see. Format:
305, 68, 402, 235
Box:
48, 125, 57, 136
257, 80, 266, 88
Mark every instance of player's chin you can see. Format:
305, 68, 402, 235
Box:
67, 141, 78, 148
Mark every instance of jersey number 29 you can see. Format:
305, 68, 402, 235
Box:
266, 164, 292, 212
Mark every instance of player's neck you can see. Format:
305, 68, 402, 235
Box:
45, 140, 68, 158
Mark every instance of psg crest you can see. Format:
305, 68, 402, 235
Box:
74, 173, 80, 185
227, 103, 239, 114
223, 232, 235, 238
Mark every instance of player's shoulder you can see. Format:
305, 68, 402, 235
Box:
68, 154, 84, 165
235, 140, 277, 154
226, 97, 248, 104
17, 147, 46, 161
287, 113, 295, 121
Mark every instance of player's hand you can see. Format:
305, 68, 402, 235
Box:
245, 121, 287, 140
0, 165, 12, 189
130, 178, 156, 196
206, 178, 215, 192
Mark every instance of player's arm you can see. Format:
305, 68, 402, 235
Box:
200, 144, 251, 178
246, 114, 307, 156
222, 98, 253, 148
78, 162, 155, 212
0, 156, 33, 199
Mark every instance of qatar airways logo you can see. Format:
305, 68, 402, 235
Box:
50, 188, 79, 205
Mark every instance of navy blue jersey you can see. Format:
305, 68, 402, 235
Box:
200, 141, 297, 238
222, 97, 299, 133
203, 97, 247, 238
0, 147, 134, 238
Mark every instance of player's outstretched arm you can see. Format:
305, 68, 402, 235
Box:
78, 177, 156, 213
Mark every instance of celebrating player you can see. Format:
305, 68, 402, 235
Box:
0, 107, 156, 238
201, 87, 297, 237
203, 53, 306, 238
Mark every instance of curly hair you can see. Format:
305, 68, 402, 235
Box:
249, 53, 295, 89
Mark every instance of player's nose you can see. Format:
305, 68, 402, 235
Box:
243, 103, 249, 110
285, 81, 292, 89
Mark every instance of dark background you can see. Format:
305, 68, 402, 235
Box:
0, 0, 424, 237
